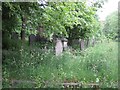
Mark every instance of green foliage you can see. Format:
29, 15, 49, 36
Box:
2, 2, 103, 39
3, 41, 118, 88
103, 11, 118, 39
2, 36, 22, 50
2, 2, 40, 35
42, 2, 101, 39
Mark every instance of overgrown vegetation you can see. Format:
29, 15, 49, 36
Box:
2, 1, 118, 89
103, 11, 118, 40
3, 41, 118, 88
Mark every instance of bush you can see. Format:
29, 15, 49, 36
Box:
2, 36, 22, 50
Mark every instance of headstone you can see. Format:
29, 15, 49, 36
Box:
63, 41, 68, 50
29, 34, 36, 45
80, 39, 84, 50
86, 39, 90, 47
36, 34, 48, 43
72, 39, 79, 45
11, 32, 19, 40
62, 38, 68, 51
91, 36, 96, 47
55, 38, 63, 56
36, 34, 40, 42
92, 38, 95, 47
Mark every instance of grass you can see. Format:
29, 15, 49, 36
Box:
2, 41, 118, 88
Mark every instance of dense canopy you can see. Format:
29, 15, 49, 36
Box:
2, 1, 103, 40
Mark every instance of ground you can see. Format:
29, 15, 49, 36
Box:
2, 41, 118, 88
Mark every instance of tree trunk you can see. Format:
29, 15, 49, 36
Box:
21, 16, 26, 41
21, 30, 25, 41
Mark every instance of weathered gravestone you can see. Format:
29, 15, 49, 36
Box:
11, 32, 19, 40
63, 41, 68, 50
72, 39, 80, 45
36, 34, 48, 43
92, 38, 95, 47
86, 38, 90, 47
70, 39, 80, 49
62, 38, 68, 51
29, 34, 36, 45
80, 39, 84, 50
55, 38, 63, 56
91, 36, 97, 47
35, 34, 41, 42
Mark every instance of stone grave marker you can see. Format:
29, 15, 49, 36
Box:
35, 34, 40, 42
72, 39, 80, 45
36, 34, 48, 43
92, 38, 95, 47
62, 38, 68, 51
91, 36, 96, 47
55, 38, 63, 56
29, 34, 36, 45
86, 38, 90, 47
80, 39, 84, 50
63, 41, 68, 50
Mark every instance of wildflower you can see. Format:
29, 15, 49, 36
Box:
96, 78, 99, 83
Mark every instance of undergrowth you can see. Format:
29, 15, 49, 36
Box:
2, 41, 118, 88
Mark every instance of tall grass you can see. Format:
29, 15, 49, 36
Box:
2, 41, 118, 88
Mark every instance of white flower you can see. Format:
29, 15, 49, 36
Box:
96, 78, 99, 83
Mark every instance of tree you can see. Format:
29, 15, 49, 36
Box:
2, 2, 40, 40
2, 1, 105, 43
41, 2, 101, 39
103, 11, 118, 39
